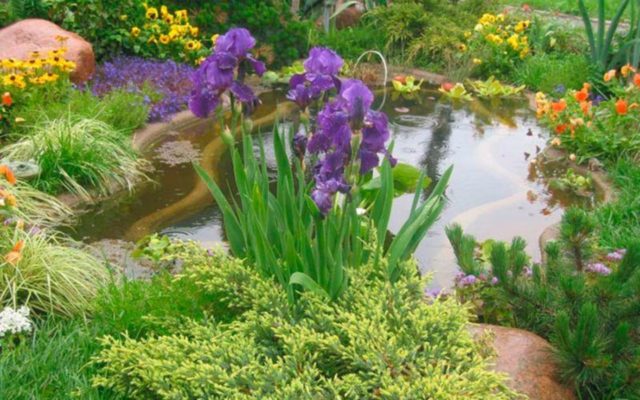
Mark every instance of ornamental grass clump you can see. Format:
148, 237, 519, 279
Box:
92, 249, 517, 399
0, 116, 149, 197
0, 166, 109, 318
190, 30, 450, 302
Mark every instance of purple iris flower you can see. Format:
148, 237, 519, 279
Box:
311, 177, 350, 214
286, 47, 344, 111
189, 28, 265, 118
292, 132, 308, 159
303, 47, 344, 75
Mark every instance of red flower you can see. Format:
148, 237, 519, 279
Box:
393, 75, 407, 85
615, 99, 628, 115
441, 82, 454, 92
555, 124, 568, 134
575, 89, 588, 102
634, 73, 640, 88
1, 92, 11, 107
551, 99, 567, 113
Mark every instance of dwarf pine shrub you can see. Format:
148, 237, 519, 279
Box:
92, 249, 518, 399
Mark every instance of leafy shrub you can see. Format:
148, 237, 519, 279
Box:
182, 0, 312, 67
447, 210, 640, 399
512, 53, 592, 93
0, 117, 149, 197
92, 251, 518, 399
309, 24, 386, 61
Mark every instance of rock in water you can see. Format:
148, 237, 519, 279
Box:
469, 324, 576, 400
0, 19, 95, 83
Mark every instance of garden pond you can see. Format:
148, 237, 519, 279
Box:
68, 87, 600, 288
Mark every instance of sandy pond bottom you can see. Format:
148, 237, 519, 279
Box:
69, 89, 586, 288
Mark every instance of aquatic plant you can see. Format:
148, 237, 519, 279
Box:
0, 117, 148, 198
391, 75, 423, 93
439, 82, 473, 101
91, 57, 194, 121
447, 209, 640, 399
467, 76, 525, 98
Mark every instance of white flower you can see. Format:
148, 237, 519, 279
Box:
356, 208, 367, 216
0, 305, 33, 339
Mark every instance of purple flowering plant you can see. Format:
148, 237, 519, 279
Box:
90, 57, 195, 121
194, 31, 451, 302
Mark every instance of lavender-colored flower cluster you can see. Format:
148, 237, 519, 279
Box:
288, 48, 395, 214
455, 273, 478, 288
606, 248, 626, 262
586, 262, 612, 276
91, 57, 195, 121
189, 28, 266, 118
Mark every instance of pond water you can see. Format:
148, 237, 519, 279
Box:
69, 88, 594, 288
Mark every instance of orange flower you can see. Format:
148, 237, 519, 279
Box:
580, 101, 591, 115
0, 165, 16, 185
575, 88, 589, 102
551, 99, 567, 113
5, 240, 24, 265
615, 99, 628, 115
555, 124, 568, 134
634, 73, 640, 87
393, 75, 407, 85
604, 69, 617, 82
631, 102, 640, 110
621, 64, 636, 77
1, 92, 11, 107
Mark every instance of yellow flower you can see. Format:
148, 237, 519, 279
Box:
507, 34, 520, 50
473, 58, 482, 65
46, 56, 64, 67
24, 58, 42, 69
474, 23, 484, 32
159, 34, 171, 44
163, 14, 174, 24
169, 29, 180, 40
464, 31, 472, 39
28, 51, 40, 59
496, 13, 505, 23
160, 5, 169, 17
148, 35, 158, 44
60, 60, 76, 72
119, 14, 128, 21
131, 26, 141, 37
1, 58, 20, 69
486, 34, 503, 45
479, 13, 496, 26
603, 69, 617, 82
514, 20, 530, 33
2, 74, 26, 89
519, 48, 530, 59
175, 10, 188, 22
211, 34, 219, 44
146, 7, 158, 19
196, 56, 205, 65
457, 43, 467, 52
185, 40, 202, 51
189, 26, 199, 37
621, 64, 635, 77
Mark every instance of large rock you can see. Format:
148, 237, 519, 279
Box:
469, 324, 576, 400
0, 19, 95, 83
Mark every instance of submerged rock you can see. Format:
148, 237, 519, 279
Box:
469, 323, 576, 400
0, 19, 95, 83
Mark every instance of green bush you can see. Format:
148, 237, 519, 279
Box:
511, 53, 592, 93
448, 210, 640, 399
92, 250, 517, 399
310, 24, 386, 61
0, 117, 149, 197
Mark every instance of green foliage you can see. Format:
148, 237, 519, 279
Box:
448, 213, 640, 398
366, 0, 493, 69
467, 76, 525, 98
7, 0, 48, 20
0, 116, 149, 197
578, 0, 634, 71
310, 24, 386, 61
92, 252, 518, 399
13, 88, 149, 136
176, 0, 312, 67
0, 227, 110, 318
196, 126, 450, 303
511, 53, 592, 93
3, 181, 73, 228
47, 0, 140, 60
